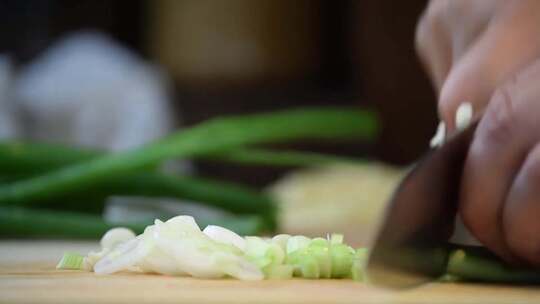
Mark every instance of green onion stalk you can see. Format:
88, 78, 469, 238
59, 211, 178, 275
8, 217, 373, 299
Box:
0, 108, 377, 238
0, 108, 376, 206
446, 245, 540, 284
0, 206, 265, 238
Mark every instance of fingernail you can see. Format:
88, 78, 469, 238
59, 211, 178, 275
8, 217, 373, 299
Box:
430, 121, 446, 148
455, 102, 473, 132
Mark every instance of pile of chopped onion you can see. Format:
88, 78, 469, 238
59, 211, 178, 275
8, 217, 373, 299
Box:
57, 215, 367, 281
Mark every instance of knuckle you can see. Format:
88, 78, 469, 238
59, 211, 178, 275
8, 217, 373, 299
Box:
414, 17, 430, 54
445, 0, 473, 20
478, 84, 519, 147
458, 165, 502, 252
520, 153, 540, 186
415, 0, 448, 49
461, 202, 507, 257
503, 147, 540, 265
505, 218, 540, 265
415, 16, 434, 57
459, 181, 497, 248
425, 0, 451, 21
516, 57, 540, 82
459, 203, 491, 244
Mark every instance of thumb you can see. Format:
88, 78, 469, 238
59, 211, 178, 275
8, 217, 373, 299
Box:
438, 0, 540, 131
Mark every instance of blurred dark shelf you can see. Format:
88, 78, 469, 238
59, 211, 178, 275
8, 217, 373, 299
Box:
0, 0, 438, 182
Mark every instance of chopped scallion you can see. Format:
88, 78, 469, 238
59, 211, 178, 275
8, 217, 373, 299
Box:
56, 252, 85, 270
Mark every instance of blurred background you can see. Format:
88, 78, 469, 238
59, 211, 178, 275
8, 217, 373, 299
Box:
0, 0, 438, 245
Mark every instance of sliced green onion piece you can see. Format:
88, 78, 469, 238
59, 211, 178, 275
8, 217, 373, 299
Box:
351, 248, 369, 282
310, 237, 328, 247
56, 252, 85, 270
308, 238, 332, 279
330, 243, 355, 278
299, 256, 320, 279
244, 236, 271, 268
438, 273, 461, 283
203, 225, 246, 251
329, 233, 344, 245
286, 235, 311, 255
271, 234, 291, 252
244, 236, 285, 271
266, 243, 285, 266
264, 265, 294, 279
100, 227, 136, 250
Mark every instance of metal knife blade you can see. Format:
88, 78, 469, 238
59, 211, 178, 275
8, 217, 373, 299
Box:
366, 122, 478, 288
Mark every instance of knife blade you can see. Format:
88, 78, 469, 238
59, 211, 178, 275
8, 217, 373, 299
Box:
366, 122, 478, 288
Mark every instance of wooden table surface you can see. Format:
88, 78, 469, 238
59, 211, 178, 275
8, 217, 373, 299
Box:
1, 240, 539, 304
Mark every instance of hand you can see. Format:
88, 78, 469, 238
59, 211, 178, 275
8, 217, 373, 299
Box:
416, 0, 540, 265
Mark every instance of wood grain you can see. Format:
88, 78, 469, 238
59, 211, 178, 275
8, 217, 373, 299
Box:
1, 241, 539, 304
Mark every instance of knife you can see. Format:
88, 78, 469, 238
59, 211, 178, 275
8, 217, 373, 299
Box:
366, 122, 478, 288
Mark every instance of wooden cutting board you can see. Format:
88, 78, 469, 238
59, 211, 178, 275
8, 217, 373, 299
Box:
1, 240, 539, 304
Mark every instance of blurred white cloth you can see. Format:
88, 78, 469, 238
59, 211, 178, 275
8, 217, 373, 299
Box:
12, 31, 174, 151
104, 196, 234, 226
0, 32, 231, 224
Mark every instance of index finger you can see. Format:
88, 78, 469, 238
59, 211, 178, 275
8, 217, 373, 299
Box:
438, 0, 540, 131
